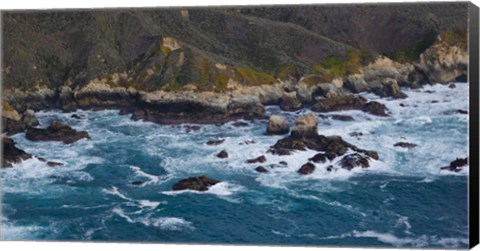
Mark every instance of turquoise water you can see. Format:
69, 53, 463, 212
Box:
1, 83, 469, 248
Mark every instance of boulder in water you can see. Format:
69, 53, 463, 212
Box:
266, 115, 290, 135
172, 176, 220, 191
26, 120, 90, 144
298, 162, 315, 175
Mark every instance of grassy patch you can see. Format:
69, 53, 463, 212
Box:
389, 31, 437, 63
311, 50, 365, 83
440, 29, 467, 49
234, 67, 276, 86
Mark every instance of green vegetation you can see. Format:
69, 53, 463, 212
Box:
389, 31, 437, 63
234, 67, 276, 86
440, 29, 467, 49
311, 50, 366, 83
275, 64, 299, 80
2, 100, 14, 112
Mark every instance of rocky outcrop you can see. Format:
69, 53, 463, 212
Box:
2, 136, 32, 168
279, 91, 302, 111
269, 115, 379, 166
246, 155, 267, 164
298, 162, 315, 175
255, 166, 268, 173
394, 142, 417, 149
216, 150, 229, 158
132, 91, 265, 124
172, 176, 219, 191
26, 121, 90, 144
441, 157, 468, 172
416, 39, 468, 84
337, 153, 371, 170
2, 101, 40, 135
266, 115, 290, 135
312, 96, 388, 116
206, 139, 225, 146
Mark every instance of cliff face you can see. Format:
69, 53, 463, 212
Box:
1, 3, 468, 92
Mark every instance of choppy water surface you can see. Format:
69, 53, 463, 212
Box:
1, 83, 469, 248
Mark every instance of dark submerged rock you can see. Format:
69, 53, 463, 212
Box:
47, 161, 64, 167
338, 153, 371, 170
441, 157, 468, 172
255, 166, 268, 173
131, 181, 145, 186
2, 137, 32, 168
394, 142, 417, 149
246, 155, 267, 164
172, 176, 219, 191
206, 139, 225, 146
298, 162, 315, 175
216, 150, 229, 158
25, 120, 90, 144
309, 153, 328, 163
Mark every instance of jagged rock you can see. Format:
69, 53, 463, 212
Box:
371, 78, 408, 99
172, 176, 219, 191
448, 83, 456, 89
270, 115, 379, 161
206, 139, 225, 146
441, 157, 468, 172
309, 153, 328, 163
344, 75, 369, 93
312, 96, 388, 116
416, 40, 468, 84
216, 150, 229, 158
338, 153, 371, 170
26, 121, 90, 144
279, 92, 303, 111
47, 161, 64, 167
22, 109, 39, 127
394, 142, 417, 149
298, 162, 315, 175
246, 155, 266, 164
2, 100, 26, 135
290, 114, 318, 138
2, 137, 32, 168
361, 101, 388, 116
255, 166, 268, 173
266, 115, 290, 135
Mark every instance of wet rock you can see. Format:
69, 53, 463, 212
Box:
246, 155, 266, 164
232, 121, 249, 127
361, 101, 388, 116
312, 96, 388, 116
298, 162, 315, 175
255, 166, 268, 173
441, 157, 468, 172
349, 132, 363, 138
172, 176, 219, 191
326, 165, 334, 172
131, 181, 144, 186
309, 153, 328, 163
26, 120, 90, 144
47, 161, 64, 167
266, 115, 290, 135
338, 153, 371, 170
371, 78, 408, 99
216, 150, 229, 158
71, 114, 84, 119
206, 139, 225, 146
344, 75, 369, 93
329, 114, 354, 121
279, 92, 303, 111
394, 142, 417, 149
290, 114, 318, 138
448, 83, 456, 89
2, 137, 32, 168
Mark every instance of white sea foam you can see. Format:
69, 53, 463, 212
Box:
112, 207, 193, 231
162, 181, 245, 198
352, 230, 429, 247
102, 186, 130, 201
129, 165, 161, 185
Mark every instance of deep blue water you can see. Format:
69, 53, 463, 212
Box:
1, 83, 469, 248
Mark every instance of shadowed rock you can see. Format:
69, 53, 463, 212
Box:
47, 161, 64, 167
2, 137, 32, 168
255, 166, 268, 173
26, 121, 90, 144
298, 162, 315, 175
131, 181, 144, 186
206, 139, 225, 146
246, 155, 266, 164
441, 157, 468, 172
172, 176, 219, 191
338, 153, 371, 170
312, 96, 388, 116
279, 92, 303, 111
394, 142, 417, 149
216, 150, 229, 158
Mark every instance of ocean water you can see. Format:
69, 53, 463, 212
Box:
0, 83, 469, 248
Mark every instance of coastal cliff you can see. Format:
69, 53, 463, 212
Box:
1, 3, 469, 132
